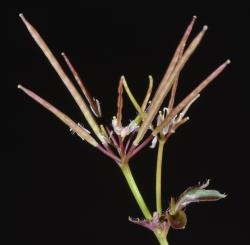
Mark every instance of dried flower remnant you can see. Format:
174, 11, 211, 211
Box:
18, 14, 229, 245
150, 94, 199, 149
129, 212, 170, 240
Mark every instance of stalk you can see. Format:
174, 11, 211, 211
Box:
121, 163, 152, 219
155, 232, 169, 245
156, 139, 166, 214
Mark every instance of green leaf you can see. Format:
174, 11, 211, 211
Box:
170, 180, 227, 215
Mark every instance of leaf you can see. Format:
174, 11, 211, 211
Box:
170, 180, 227, 215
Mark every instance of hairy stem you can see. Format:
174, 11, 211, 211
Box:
121, 163, 152, 219
156, 139, 165, 214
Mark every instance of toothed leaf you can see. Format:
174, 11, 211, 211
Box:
171, 180, 227, 214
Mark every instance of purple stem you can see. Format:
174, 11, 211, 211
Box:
127, 134, 154, 160
118, 135, 124, 156
124, 134, 133, 154
106, 126, 120, 154
97, 145, 120, 164
103, 142, 117, 157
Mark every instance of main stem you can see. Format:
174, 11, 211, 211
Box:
121, 163, 152, 219
121, 161, 170, 245
156, 139, 165, 214
155, 233, 169, 245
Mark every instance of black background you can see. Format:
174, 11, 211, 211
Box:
9, 3, 249, 245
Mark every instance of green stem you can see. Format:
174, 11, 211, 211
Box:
122, 78, 145, 118
121, 163, 152, 219
156, 139, 165, 214
155, 233, 169, 245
